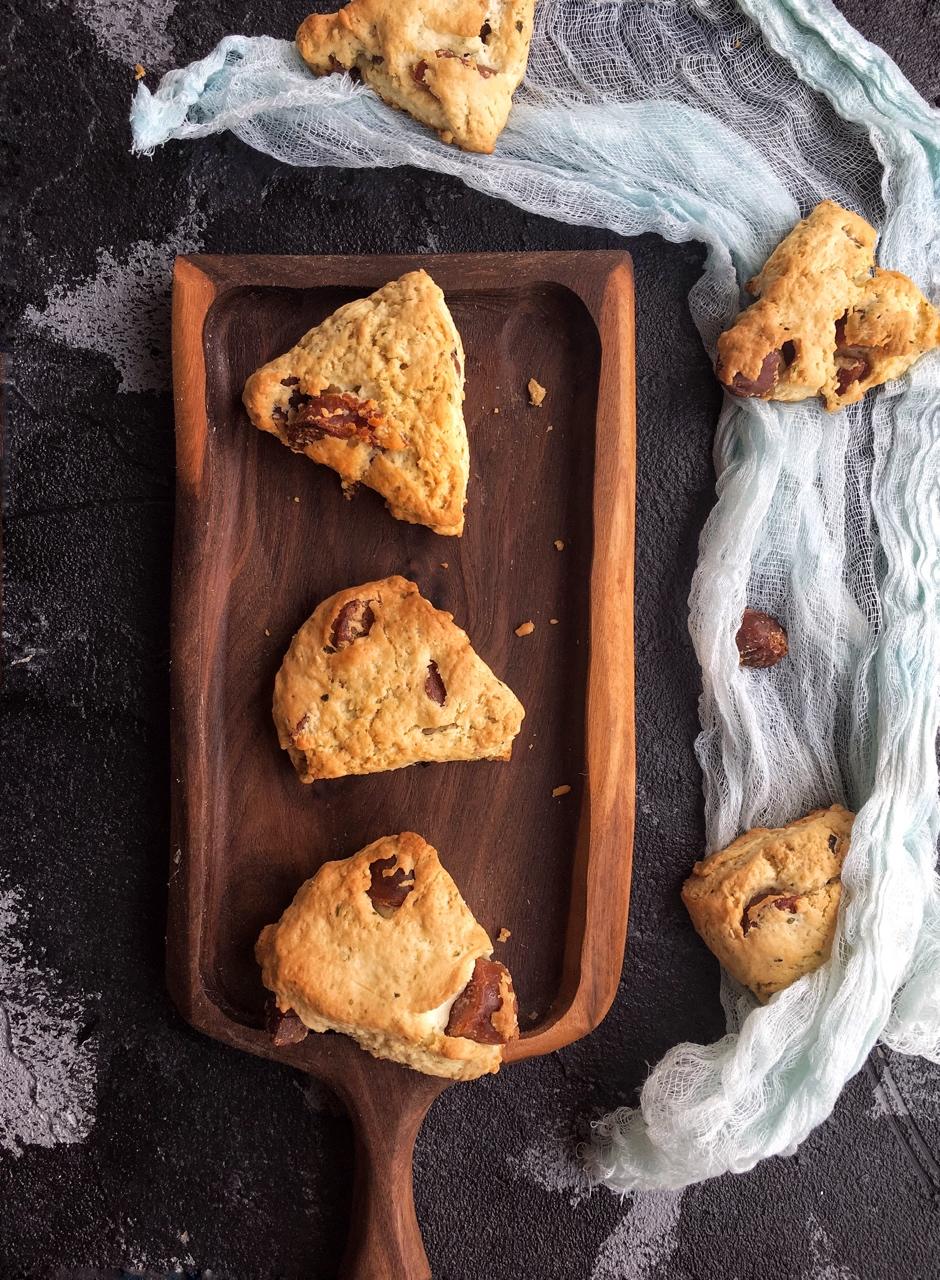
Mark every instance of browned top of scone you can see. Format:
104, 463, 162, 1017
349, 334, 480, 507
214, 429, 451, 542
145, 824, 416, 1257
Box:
273, 575, 525, 782
716, 200, 940, 410
296, 0, 535, 153
255, 832, 518, 1079
242, 270, 468, 535
682, 804, 855, 1001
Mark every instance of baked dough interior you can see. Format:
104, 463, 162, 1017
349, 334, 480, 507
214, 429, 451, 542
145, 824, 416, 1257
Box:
256, 832, 519, 1080
296, 0, 536, 153
242, 269, 469, 535
716, 200, 940, 409
273, 574, 525, 782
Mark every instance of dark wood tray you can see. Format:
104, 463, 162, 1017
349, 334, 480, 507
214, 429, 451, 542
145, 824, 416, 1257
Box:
169, 251, 636, 1279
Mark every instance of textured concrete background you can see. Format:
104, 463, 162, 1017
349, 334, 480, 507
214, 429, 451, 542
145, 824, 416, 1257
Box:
2, 2, 940, 1277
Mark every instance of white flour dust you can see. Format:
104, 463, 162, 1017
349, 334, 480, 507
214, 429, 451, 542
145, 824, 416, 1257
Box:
868, 1052, 940, 1120
507, 1129, 592, 1206
69, 0, 178, 67
25, 210, 204, 394
591, 1191, 683, 1280
0, 886, 96, 1155
804, 1215, 860, 1280
507, 1128, 682, 1273
121, 1250, 199, 1275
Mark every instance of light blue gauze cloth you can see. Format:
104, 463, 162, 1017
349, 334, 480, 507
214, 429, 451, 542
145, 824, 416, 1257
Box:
132, 0, 940, 1189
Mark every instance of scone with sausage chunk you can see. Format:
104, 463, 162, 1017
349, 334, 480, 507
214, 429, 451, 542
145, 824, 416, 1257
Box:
681, 804, 854, 1001
274, 575, 525, 782
716, 200, 940, 410
243, 270, 468, 535
256, 832, 519, 1079
296, 0, 535, 153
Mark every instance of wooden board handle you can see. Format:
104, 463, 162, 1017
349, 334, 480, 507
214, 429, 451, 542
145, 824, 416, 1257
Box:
337, 1069, 446, 1280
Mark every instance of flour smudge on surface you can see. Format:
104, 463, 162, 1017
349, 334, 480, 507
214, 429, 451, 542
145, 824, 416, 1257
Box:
805, 1214, 860, 1280
69, 0, 178, 67
868, 1049, 940, 1119
0, 885, 96, 1155
25, 210, 204, 395
509, 1129, 683, 1280
591, 1190, 683, 1280
506, 1126, 592, 1206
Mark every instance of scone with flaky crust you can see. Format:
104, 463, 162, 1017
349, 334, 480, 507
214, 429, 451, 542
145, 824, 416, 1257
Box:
681, 804, 855, 1001
243, 270, 468, 535
716, 200, 940, 410
274, 575, 525, 782
296, 0, 535, 153
256, 833, 518, 1079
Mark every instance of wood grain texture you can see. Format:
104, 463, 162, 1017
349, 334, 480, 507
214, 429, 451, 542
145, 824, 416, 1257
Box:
169, 252, 636, 1278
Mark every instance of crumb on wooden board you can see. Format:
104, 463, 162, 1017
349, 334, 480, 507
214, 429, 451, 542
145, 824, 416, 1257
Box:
527, 377, 547, 406
515, 620, 535, 637
552, 784, 571, 798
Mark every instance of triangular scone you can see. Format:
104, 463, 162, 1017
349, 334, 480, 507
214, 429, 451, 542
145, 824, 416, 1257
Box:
716, 200, 940, 410
296, 0, 535, 154
243, 270, 468, 535
256, 833, 519, 1079
682, 805, 854, 1002
274, 575, 525, 781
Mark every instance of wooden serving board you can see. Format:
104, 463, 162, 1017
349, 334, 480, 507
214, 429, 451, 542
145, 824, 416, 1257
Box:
169, 251, 636, 1279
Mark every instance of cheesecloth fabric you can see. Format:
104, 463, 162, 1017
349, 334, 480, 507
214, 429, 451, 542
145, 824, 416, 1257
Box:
130, 0, 940, 1190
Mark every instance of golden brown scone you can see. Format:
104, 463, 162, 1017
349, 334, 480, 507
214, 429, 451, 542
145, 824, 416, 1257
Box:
274, 575, 525, 782
681, 804, 855, 1001
256, 833, 519, 1079
716, 200, 940, 410
296, 0, 535, 153
243, 270, 468, 535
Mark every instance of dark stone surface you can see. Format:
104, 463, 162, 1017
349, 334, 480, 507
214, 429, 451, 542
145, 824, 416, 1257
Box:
2, 2, 939, 1277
